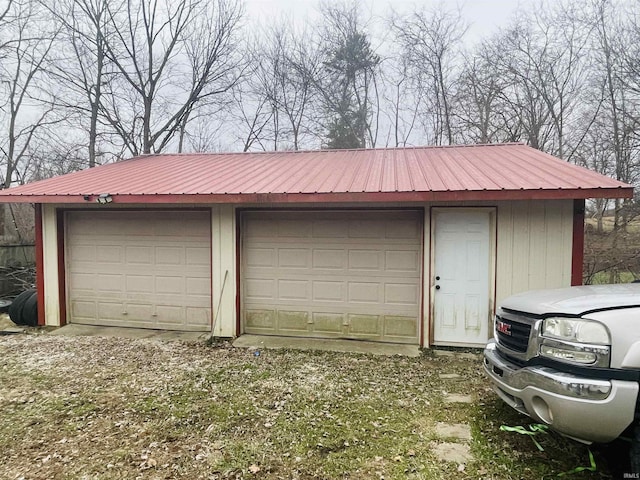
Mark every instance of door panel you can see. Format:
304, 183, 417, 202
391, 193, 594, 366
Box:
433, 209, 492, 346
242, 210, 422, 344
66, 211, 211, 331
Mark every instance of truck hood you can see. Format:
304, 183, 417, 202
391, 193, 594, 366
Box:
500, 284, 640, 316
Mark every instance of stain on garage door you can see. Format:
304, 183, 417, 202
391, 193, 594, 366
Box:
241, 210, 422, 344
66, 210, 211, 331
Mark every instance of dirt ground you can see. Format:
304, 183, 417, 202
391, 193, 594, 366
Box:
0, 333, 610, 479
1, 313, 16, 330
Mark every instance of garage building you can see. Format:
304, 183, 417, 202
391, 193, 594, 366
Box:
0, 144, 632, 348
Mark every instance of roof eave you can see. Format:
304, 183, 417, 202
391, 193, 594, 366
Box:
0, 187, 633, 204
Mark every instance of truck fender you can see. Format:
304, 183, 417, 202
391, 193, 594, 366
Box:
622, 342, 640, 369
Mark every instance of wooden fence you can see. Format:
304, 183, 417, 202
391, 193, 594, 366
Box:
0, 244, 35, 297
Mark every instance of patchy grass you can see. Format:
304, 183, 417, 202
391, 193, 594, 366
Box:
586, 216, 640, 233
0, 335, 612, 479
590, 270, 636, 284
584, 215, 640, 284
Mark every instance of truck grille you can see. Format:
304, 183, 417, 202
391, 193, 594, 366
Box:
495, 315, 531, 353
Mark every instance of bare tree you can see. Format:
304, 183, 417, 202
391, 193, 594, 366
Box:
574, 116, 615, 232
236, 22, 322, 151
273, 25, 322, 150
0, 0, 61, 189
179, 112, 228, 152
173, 0, 244, 152
391, 4, 467, 145
99, 0, 243, 155
232, 84, 275, 152
494, 5, 588, 159
45, 0, 114, 168
380, 47, 423, 147
453, 45, 510, 144
588, 0, 639, 230
232, 29, 281, 151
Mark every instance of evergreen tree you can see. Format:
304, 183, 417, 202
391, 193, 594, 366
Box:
319, 4, 380, 149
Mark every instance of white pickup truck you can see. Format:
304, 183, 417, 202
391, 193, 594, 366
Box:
484, 284, 640, 470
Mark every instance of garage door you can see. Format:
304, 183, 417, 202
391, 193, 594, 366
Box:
242, 210, 422, 344
66, 211, 211, 331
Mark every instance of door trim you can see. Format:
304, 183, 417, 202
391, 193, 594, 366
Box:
428, 207, 497, 347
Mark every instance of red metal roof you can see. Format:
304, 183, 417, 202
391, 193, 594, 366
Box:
0, 144, 632, 204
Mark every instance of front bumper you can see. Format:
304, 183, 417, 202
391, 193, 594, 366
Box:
484, 340, 639, 443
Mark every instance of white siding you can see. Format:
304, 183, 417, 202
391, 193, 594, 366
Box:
422, 200, 573, 346
495, 200, 573, 304
38, 199, 574, 343
211, 205, 237, 337
42, 204, 60, 326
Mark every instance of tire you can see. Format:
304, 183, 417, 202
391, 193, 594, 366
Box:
8, 289, 36, 326
21, 291, 38, 327
630, 423, 640, 474
0, 298, 12, 313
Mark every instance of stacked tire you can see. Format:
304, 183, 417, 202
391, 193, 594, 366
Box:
8, 289, 37, 326
0, 298, 11, 313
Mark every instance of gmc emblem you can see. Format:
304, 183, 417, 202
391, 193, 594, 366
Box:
496, 320, 512, 336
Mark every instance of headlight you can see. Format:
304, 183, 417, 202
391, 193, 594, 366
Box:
542, 317, 610, 344
540, 345, 598, 364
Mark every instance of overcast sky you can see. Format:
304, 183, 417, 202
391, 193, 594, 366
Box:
243, 0, 524, 41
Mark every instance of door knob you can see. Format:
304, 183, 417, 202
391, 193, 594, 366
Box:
436, 276, 440, 280
435, 285, 441, 290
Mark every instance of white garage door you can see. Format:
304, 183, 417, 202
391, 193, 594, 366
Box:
66, 211, 211, 331
242, 210, 422, 344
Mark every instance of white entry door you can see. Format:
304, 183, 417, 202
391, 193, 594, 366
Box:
433, 209, 492, 346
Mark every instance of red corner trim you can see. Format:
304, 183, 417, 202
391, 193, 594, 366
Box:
571, 199, 585, 286
235, 210, 241, 336
57, 210, 67, 325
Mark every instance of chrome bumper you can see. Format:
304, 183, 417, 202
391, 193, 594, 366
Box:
484, 340, 639, 443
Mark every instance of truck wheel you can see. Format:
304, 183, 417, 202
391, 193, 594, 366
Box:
631, 423, 640, 473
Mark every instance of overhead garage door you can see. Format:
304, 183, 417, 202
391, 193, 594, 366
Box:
242, 210, 422, 344
66, 211, 211, 331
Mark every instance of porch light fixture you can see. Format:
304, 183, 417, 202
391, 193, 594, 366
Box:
96, 193, 113, 204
